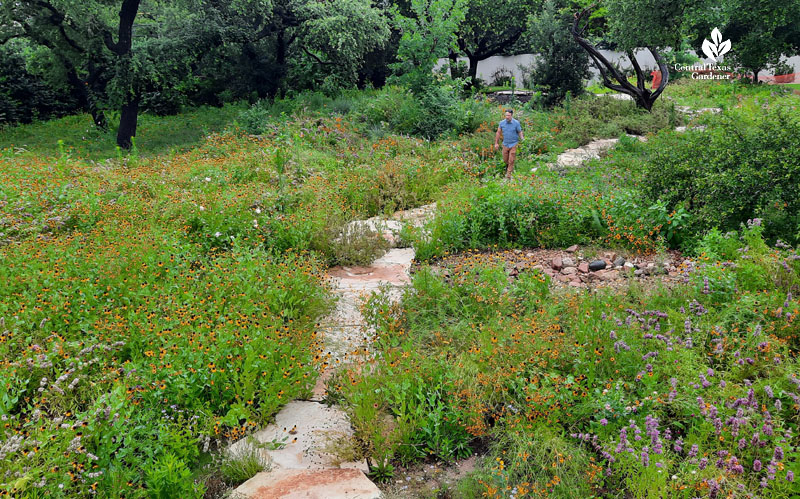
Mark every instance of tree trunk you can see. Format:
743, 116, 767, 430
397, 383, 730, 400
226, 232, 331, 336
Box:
116, 95, 140, 149
103, 0, 141, 147
276, 28, 287, 66
570, 7, 669, 111
91, 109, 108, 129
468, 55, 480, 87
448, 51, 459, 78
752, 69, 760, 83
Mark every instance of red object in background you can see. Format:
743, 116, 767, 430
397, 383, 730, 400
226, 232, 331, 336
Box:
650, 70, 662, 89
759, 73, 798, 83
649, 69, 797, 88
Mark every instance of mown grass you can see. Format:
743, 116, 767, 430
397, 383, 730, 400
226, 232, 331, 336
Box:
0, 104, 245, 161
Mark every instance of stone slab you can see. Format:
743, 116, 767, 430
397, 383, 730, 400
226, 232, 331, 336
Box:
235, 468, 381, 499
228, 401, 366, 472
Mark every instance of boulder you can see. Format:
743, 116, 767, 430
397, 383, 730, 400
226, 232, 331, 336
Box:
578, 262, 589, 273
588, 260, 607, 271
566, 245, 579, 253
613, 256, 626, 267
551, 257, 563, 271
562, 257, 576, 268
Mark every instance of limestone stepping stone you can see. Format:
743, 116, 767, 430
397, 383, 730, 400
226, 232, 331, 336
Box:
231, 401, 375, 498
231, 208, 432, 499
234, 468, 381, 499
391, 203, 436, 228
229, 401, 365, 471
554, 138, 621, 168
328, 248, 415, 293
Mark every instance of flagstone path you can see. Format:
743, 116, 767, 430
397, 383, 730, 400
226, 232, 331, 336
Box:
229, 102, 722, 498
231, 205, 435, 499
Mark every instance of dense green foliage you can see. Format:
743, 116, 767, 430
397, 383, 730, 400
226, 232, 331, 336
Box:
526, 0, 590, 105
389, 0, 467, 95
598, 93, 800, 248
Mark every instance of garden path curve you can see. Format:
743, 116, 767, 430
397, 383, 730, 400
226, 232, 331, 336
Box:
229, 102, 723, 497
230, 205, 435, 499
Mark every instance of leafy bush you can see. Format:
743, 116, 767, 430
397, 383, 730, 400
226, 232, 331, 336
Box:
489, 66, 514, 87
661, 40, 702, 80
410, 179, 603, 260
638, 98, 800, 246
358, 84, 490, 139
0, 41, 78, 125
525, 0, 591, 106
324, 222, 391, 266
552, 95, 680, 146
144, 453, 205, 499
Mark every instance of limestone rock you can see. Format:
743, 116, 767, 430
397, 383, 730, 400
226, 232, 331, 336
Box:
235, 468, 381, 499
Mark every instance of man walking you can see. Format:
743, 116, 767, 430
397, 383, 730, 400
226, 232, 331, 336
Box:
494, 109, 523, 179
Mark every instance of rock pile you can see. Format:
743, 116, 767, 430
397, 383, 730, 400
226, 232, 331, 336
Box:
536, 249, 677, 288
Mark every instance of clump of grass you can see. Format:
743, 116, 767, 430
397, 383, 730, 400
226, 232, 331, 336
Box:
325, 221, 391, 266
219, 440, 271, 484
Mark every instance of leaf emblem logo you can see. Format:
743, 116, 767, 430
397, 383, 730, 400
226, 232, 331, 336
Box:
701, 28, 731, 62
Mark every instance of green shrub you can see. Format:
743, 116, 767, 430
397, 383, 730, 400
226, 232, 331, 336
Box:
359, 84, 472, 139
638, 98, 800, 246
552, 96, 680, 146
324, 221, 391, 266
410, 180, 602, 260
526, 0, 591, 106
144, 453, 205, 499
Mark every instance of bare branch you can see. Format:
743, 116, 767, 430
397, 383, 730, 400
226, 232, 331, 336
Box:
301, 45, 335, 66
627, 49, 647, 93
648, 46, 670, 101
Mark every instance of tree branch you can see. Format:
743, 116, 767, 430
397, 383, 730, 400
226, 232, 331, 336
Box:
571, 5, 667, 109
34, 0, 84, 53
0, 32, 25, 45
627, 49, 647, 93
301, 45, 335, 66
648, 46, 669, 100
103, 0, 141, 56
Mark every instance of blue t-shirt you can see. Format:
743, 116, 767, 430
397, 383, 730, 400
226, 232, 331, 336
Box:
498, 118, 522, 147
